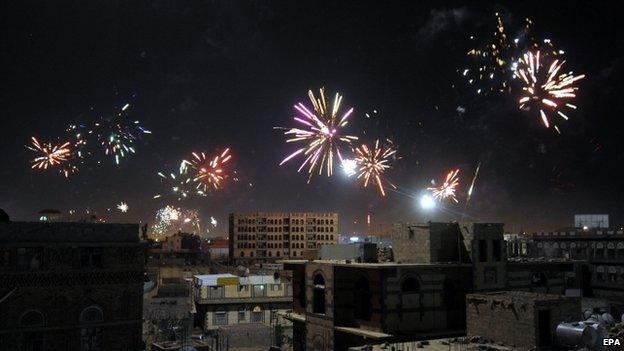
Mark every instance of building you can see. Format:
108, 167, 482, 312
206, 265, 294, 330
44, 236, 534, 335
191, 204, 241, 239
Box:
193, 273, 293, 333
0, 221, 145, 351
229, 212, 339, 264
204, 236, 228, 262
466, 292, 581, 350
282, 222, 582, 351
574, 214, 609, 229
507, 228, 624, 299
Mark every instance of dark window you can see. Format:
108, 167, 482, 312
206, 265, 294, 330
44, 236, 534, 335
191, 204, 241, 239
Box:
401, 277, 420, 293
20, 310, 45, 327
313, 274, 326, 314
80, 248, 102, 268
442, 279, 457, 308
531, 272, 548, 286
492, 240, 502, 261
353, 276, 372, 320
80, 306, 103, 351
478, 240, 487, 262
408, 228, 415, 239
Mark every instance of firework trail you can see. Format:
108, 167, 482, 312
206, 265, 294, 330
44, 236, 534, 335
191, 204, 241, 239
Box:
278, 88, 358, 182
27, 137, 76, 177
467, 162, 481, 202
428, 169, 460, 203
183, 148, 232, 192
352, 139, 397, 196
514, 50, 585, 132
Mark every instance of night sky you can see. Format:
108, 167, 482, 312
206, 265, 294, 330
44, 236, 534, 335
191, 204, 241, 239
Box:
2, 1, 624, 236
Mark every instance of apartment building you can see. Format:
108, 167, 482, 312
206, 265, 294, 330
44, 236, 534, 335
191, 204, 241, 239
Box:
228, 212, 339, 264
193, 273, 293, 332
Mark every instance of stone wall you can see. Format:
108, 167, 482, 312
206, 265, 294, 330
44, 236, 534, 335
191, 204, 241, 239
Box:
466, 292, 580, 350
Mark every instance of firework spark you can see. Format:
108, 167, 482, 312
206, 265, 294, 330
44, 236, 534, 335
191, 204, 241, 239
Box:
428, 169, 460, 203
154, 162, 206, 200
353, 140, 396, 196
279, 88, 358, 182
116, 202, 129, 213
461, 13, 561, 95
152, 205, 201, 237
183, 148, 232, 192
27, 137, 75, 177
514, 50, 585, 130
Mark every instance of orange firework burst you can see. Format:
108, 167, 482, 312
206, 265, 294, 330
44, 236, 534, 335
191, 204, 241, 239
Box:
279, 87, 358, 182
27, 137, 74, 177
183, 148, 232, 191
514, 50, 585, 132
352, 140, 396, 196
428, 169, 460, 203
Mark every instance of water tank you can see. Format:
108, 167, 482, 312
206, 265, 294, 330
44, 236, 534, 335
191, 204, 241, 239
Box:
556, 322, 596, 348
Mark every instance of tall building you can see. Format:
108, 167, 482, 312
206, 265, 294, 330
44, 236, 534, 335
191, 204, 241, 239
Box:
0, 221, 145, 351
228, 212, 339, 263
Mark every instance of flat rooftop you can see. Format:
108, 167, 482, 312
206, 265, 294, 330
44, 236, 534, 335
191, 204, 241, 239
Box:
0, 221, 140, 243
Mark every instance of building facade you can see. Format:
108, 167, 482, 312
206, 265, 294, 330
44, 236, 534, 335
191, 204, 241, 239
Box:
229, 212, 339, 263
507, 228, 624, 298
193, 273, 293, 332
0, 222, 145, 351
283, 222, 582, 351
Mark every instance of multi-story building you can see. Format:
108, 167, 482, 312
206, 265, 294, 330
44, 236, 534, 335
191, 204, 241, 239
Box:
282, 222, 582, 351
229, 212, 339, 263
0, 221, 145, 351
192, 273, 293, 332
507, 228, 624, 298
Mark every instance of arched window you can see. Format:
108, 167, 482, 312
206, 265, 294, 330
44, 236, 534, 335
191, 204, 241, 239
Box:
401, 277, 420, 294
313, 273, 326, 314
240, 251, 245, 257
20, 310, 44, 327
80, 306, 103, 351
80, 306, 103, 324
354, 276, 372, 320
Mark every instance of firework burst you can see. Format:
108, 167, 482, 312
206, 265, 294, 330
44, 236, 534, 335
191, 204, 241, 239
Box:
183, 148, 232, 192
461, 13, 562, 95
154, 163, 206, 200
116, 202, 129, 213
279, 88, 358, 182
428, 169, 460, 203
352, 140, 396, 196
151, 205, 201, 237
27, 137, 76, 177
514, 50, 585, 132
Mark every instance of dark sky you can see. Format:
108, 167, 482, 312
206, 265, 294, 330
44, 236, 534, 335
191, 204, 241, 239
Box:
1, 1, 623, 236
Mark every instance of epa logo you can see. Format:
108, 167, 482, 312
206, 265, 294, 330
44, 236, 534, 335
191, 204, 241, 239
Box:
603, 338, 621, 346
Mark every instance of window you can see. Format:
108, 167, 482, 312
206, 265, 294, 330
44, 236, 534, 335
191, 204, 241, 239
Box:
272, 284, 282, 291
80, 248, 103, 268
240, 251, 245, 257
252, 307, 263, 323
478, 239, 487, 262
253, 285, 266, 297
20, 310, 45, 327
80, 306, 103, 351
313, 273, 326, 314
238, 307, 246, 322
408, 228, 415, 239
401, 277, 420, 294
492, 240, 502, 261
531, 272, 548, 286
214, 309, 228, 325
353, 276, 371, 320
